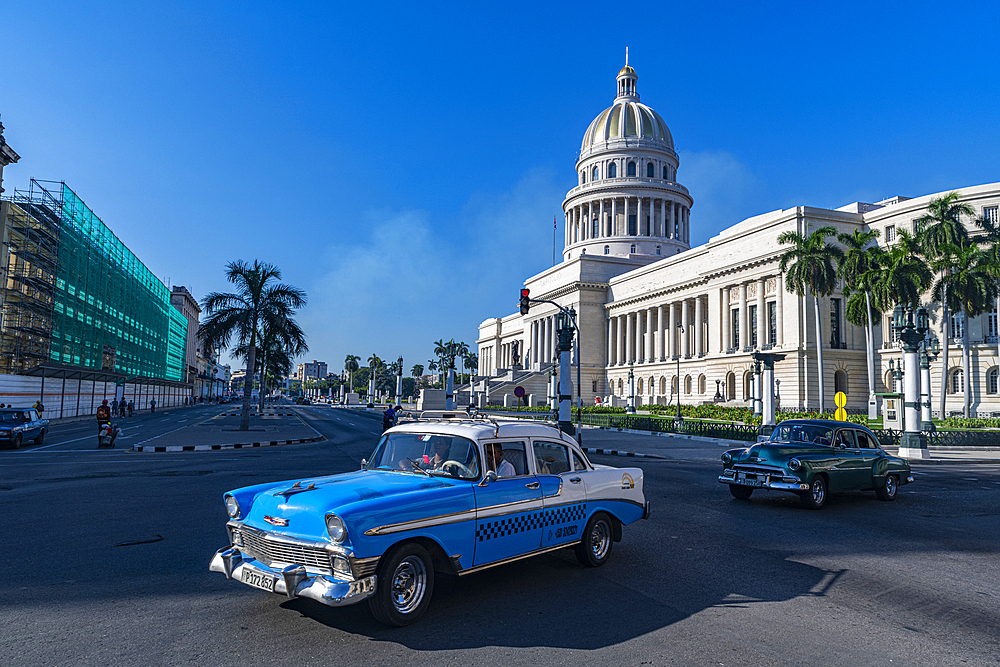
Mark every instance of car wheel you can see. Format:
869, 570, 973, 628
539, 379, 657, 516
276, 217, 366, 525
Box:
575, 512, 613, 567
729, 484, 753, 500
12, 434, 22, 449
34, 430, 45, 446
875, 474, 898, 501
368, 542, 434, 627
800, 475, 827, 509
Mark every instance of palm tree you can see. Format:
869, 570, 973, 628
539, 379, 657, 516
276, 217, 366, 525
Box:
870, 230, 933, 313
778, 226, 845, 413
838, 229, 883, 405
918, 192, 976, 419
200, 260, 306, 431
237, 316, 307, 411
344, 355, 360, 393
931, 243, 998, 417
973, 212, 1000, 364
411, 364, 424, 378
367, 354, 383, 402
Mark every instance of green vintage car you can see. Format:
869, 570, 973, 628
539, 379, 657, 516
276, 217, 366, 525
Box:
718, 419, 913, 509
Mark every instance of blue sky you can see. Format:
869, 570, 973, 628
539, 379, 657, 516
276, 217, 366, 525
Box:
3, 0, 999, 375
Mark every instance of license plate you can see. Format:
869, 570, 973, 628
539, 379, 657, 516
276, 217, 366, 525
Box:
241, 566, 276, 592
738, 475, 767, 487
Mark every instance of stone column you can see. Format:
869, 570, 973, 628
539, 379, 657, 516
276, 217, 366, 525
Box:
531, 321, 538, 366
550, 316, 557, 363
681, 300, 690, 357
724, 287, 731, 351
666, 201, 673, 239
776, 274, 784, 346
626, 312, 635, 363
647, 307, 656, 361
637, 197, 643, 237
695, 296, 704, 356
657, 304, 666, 360
739, 283, 748, 351
757, 278, 766, 349
618, 314, 626, 365
669, 302, 677, 358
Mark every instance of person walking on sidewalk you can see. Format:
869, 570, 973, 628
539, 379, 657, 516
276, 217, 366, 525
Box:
127, 400, 134, 417
150, 398, 156, 413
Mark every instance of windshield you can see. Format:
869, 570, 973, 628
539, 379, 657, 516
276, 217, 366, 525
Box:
770, 423, 834, 446
369, 432, 481, 480
0, 412, 22, 423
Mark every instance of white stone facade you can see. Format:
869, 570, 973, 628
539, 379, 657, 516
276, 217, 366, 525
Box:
476, 62, 1000, 415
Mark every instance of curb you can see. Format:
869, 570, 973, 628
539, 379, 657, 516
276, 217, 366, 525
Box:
215, 413, 296, 417
581, 424, 742, 446
582, 447, 665, 459
131, 434, 326, 453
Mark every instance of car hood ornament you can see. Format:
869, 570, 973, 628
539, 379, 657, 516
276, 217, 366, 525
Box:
273, 481, 317, 499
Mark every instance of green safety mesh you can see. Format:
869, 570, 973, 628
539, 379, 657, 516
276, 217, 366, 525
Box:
44, 182, 187, 380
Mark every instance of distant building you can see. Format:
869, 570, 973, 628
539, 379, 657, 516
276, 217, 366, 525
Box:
170, 286, 201, 389
296, 359, 327, 381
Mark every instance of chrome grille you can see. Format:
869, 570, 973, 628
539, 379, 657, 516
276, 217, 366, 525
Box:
234, 528, 332, 572
734, 464, 784, 475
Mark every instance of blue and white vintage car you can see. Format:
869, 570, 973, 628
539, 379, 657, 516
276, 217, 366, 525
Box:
210, 417, 649, 625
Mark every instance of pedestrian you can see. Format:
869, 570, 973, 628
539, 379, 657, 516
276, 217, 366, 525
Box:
120, 400, 127, 417
127, 400, 134, 417
33, 400, 44, 413
150, 397, 156, 413
111, 398, 119, 415
0, 403, 6, 409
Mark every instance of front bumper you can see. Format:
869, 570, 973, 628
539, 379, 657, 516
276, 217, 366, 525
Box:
209, 547, 376, 607
718, 469, 809, 491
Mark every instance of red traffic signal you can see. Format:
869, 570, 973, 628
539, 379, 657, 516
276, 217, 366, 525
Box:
519, 288, 530, 315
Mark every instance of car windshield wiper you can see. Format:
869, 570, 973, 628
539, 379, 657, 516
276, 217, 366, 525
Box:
405, 458, 430, 476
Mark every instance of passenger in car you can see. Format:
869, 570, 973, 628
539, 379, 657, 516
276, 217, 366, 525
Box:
486, 443, 515, 478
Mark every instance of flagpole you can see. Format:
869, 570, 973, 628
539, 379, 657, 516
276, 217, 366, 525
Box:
553, 215, 556, 266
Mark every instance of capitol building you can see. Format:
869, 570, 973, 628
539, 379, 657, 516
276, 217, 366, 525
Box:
475, 61, 1000, 415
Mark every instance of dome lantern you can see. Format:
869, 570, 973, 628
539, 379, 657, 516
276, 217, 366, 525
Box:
617, 47, 638, 100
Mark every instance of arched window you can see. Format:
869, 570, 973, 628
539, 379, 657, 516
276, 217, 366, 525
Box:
647, 162, 654, 178
592, 166, 599, 181
726, 372, 736, 400
659, 376, 667, 394
604, 245, 610, 255
646, 377, 653, 396
630, 244, 636, 253
684, 375, 692, 394
989, 368, 999, 395
744, 371, 754, 401
662, 165, 668, 180
698, 374, 706, 394
834, 370, 848, 395
671, 375, 678, 393
592, 218, 599, 237
637, 378, 643, 395
884, 371, 896, 393
608, 162, 617, 178
656, 245, 661, 255
951, 368, 964, 394
627, 161, 636, 177
580, 171, 586, 185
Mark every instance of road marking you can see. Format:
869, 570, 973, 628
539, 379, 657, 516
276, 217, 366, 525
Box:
177, 419, 188, 423
24, 433, 104, 450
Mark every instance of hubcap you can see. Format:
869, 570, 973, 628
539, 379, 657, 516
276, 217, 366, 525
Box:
886, 476, 896, 496
590, 519, 611, 560
812, 479, 825, 504
390, 556, 426, 614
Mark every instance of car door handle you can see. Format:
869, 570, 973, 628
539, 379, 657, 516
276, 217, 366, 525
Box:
569, 477, 582, 484
525, 482, 540, 489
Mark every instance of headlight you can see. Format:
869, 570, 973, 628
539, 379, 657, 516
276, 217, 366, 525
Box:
325, 514, 346, 542
225, 494, 241, 518
788, 458, 801, 471
721, 452, 732, 465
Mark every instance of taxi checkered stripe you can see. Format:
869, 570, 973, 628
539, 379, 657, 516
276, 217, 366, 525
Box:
477, 503, 586, 542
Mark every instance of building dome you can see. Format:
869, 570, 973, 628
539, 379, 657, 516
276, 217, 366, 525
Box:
581, 100, 674, 152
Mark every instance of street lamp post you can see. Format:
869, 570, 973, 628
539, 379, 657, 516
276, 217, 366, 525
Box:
753, 351, 787, 426
674, 326, 684, 424
627, 364, 636, 414
922, 334, 940, 431
555, 310, 575, 435
894, 304, 930, 459
396, 356, 403, 407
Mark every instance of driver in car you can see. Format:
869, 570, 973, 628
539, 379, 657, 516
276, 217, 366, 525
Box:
425, 437, 452, 470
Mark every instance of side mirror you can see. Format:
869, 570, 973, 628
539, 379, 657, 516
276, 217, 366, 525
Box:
478, 470, 498, 487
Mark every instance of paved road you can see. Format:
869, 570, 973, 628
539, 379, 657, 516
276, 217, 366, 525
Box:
1, 406, 997, 666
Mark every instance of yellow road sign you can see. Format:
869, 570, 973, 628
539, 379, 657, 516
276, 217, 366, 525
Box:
834, 407, 847, 421
834, 391, 847, 408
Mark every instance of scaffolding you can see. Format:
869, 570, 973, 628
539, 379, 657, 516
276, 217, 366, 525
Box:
0, 180, 187, 381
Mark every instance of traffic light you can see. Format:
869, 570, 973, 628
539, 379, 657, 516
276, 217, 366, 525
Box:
519, 288, 530, 315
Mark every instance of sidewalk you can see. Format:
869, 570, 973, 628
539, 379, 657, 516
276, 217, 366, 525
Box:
130, 409, 325, 452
